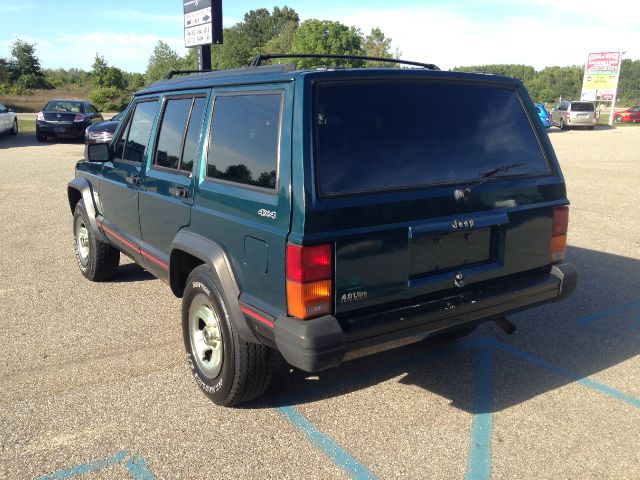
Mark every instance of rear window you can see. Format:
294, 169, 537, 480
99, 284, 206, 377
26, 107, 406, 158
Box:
44, 101, 84, 113
570, 102, 595, 112
314, 81, 550, 196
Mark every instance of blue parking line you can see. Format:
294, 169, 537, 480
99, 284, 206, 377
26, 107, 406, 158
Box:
465, 346, 494, 480
576, 300, 640, 327
35, 451, 155, 480
277, 406, 379, 480
483, 338, 640, 409
35, 451, 129, 480
125, 453, 156, 480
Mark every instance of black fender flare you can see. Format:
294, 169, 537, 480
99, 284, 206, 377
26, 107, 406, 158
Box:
67, 177, 107, 243
170, 230, 258, 344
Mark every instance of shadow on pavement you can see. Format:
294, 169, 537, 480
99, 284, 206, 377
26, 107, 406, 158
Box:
259, 245, 640, 413
0, 132, 84, 150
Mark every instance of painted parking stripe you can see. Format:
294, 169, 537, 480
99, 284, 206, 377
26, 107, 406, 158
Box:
277, 406, 379, 480
465, 346, 494, 480
35, 451, 154, 480
576, 299, 640, 327
482, 337, 640, 409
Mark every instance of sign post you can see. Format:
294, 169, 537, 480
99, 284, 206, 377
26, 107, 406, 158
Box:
183, 0, 223, 71
580, 51, 622, 125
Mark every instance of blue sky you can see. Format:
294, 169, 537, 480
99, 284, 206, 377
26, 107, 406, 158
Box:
0, 0, 637, 73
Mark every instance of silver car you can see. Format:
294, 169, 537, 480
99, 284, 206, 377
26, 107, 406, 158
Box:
551, 101, 596, 130
0, 103, 18, 136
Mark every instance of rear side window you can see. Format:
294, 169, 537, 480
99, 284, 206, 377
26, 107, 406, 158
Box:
153, 97, 207, 173
122, 100, 158, 163
207, 93, 281, 190
570, 102, 595, 112
314, 82, 550, 196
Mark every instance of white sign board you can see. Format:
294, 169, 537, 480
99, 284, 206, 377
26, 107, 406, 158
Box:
184, 0, 222, 48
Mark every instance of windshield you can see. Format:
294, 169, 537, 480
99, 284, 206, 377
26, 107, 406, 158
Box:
44, 101, 84, 113
570, 102, 595, 112
314, 81, 550, 196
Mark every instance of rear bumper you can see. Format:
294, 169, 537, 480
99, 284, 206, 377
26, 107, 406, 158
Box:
37, 121, 87, 138
274, 263, 578, 372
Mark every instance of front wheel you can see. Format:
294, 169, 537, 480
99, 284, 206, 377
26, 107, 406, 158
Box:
10, 118, 18, 135
36, 129, 46, 142
73, 200, 120, 281
183, 265, 275, 406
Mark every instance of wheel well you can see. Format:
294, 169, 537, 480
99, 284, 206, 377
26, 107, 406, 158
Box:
170, 250, 205, 298
68, 187, 82, 214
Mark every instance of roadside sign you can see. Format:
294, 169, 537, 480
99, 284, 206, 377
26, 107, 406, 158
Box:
580, 51, 621, 101
183, 0, 223, 48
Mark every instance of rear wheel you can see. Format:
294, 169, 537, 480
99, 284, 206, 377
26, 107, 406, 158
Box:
10, 118, 18, 135
36, 129, 46, 142
559, 118, 566, 130
183, 265, 275, 406
73, 200, 120, 281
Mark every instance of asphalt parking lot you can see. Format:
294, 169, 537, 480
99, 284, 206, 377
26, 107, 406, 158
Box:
1, 126, 639, 480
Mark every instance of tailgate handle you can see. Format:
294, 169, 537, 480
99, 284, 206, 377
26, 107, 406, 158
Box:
409, 213, 509, 238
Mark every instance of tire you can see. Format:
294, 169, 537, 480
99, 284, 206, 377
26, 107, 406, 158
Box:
73, 200, 120, 281
559, 119, 566, 130
614, 115, 622, 123
588, 126, 595, 130
36, 129, 46, 142
10, 118, 18, 135
183, 265, 275, 406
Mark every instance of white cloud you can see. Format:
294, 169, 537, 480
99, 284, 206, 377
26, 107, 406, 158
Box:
304, 5, 639, 70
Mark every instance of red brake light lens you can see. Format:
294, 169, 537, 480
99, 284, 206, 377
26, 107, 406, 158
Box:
74, 113, 86, 122
286, 243, 332, 283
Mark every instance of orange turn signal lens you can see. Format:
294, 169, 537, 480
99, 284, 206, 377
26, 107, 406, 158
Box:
550, 234, 567, 263
286, 279, 332, 320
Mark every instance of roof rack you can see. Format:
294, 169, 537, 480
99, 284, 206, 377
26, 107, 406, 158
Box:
248, 53, 440, 70
163, 69, 214, 80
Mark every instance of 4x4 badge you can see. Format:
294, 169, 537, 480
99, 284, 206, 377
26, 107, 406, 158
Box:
258, 209, 276, 220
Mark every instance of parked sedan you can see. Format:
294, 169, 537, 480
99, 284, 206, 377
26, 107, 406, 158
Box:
36, 99, 103, 142
613, 106, 640, 124
535, 103, 552, 128
0, 103, 18, 136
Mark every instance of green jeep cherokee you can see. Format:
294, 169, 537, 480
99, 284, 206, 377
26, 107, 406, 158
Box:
68, 55, 577, 406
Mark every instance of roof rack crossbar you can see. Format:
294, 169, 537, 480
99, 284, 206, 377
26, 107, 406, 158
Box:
163, 69, 214, 80
248, 53, 440, 71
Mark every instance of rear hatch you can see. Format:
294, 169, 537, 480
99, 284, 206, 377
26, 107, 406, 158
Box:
569, 102, 595, 124
300, 73, 567, 317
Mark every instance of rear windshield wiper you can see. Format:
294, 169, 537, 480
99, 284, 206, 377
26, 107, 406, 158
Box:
454, 163, 524, 201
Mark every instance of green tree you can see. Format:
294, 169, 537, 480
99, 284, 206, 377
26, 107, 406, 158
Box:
9, 39, 51, 89
363, 28, 399, 66
145, 41, 183, 83
103, 66, 127, 90
618, 59, 640, 106
91, 54, 109, 86
290, 20, 365, 68
452, 64, 536, 82
210, 27, 253, 69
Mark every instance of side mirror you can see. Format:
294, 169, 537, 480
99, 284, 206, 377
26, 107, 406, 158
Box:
87, 143, 111, 163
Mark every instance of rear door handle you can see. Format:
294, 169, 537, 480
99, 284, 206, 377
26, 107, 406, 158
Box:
125, 175, 141, 186
169, 186, 190, 199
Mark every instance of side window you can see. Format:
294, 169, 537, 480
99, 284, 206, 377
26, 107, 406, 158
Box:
154, 98, 192, 170
0, 104, 6, 113
122, 100, 158, 163
181, 98, 206, 173
207, 93, 281, 190
153, 96, 207, 172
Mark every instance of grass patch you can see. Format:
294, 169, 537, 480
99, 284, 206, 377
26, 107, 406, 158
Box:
18, 119, 36, 133
0, 84, 92, 112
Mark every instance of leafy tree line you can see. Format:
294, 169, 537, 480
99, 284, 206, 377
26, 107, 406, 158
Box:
144, 6, 400, 83
0, 39, 53, 93
453, 60, 640, 106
